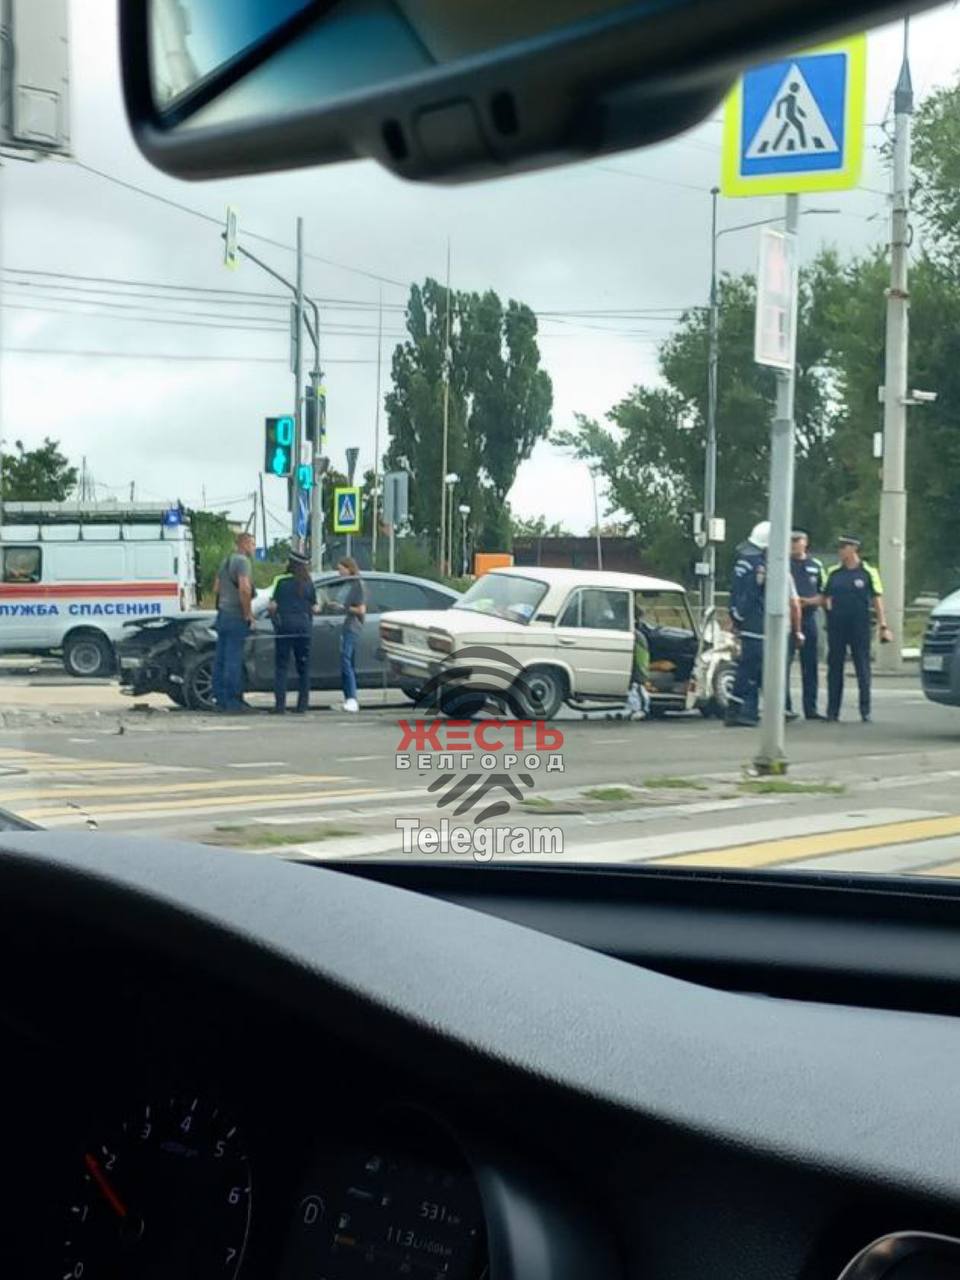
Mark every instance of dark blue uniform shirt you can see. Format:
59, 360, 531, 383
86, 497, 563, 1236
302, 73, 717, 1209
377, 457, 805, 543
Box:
823, 561, 883, 624
730, 542, 766, 639
271, 574, 317, 634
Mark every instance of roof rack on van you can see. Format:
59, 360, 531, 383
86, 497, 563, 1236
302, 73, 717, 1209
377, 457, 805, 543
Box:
1, 500, 184, 525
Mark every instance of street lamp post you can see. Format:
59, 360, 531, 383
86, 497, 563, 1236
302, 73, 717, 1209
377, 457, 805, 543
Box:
458, 503, 470, 576
590, 468, 603, 570
703, 201, 839, 611
444, 473, 458, 576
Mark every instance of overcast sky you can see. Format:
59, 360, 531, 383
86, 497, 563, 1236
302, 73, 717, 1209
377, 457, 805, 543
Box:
2, 1, 959, 539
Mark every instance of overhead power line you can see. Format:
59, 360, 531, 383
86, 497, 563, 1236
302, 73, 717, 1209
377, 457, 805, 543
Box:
71, 159, 412, 291
3, 347, 379, 364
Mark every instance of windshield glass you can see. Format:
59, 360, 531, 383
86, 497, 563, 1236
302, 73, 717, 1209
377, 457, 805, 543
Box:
3, 3, 960, 882
452, 574, 546, 624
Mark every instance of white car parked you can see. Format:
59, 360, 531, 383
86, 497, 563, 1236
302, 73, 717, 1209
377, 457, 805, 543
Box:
379, 565, 700, 718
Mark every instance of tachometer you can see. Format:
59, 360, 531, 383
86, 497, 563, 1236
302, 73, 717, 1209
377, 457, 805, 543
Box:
62, 1092, 251, 1279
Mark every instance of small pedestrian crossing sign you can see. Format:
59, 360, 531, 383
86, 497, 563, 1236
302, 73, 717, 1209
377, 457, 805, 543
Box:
722, 35, 866, 197
333, 486, 361, 533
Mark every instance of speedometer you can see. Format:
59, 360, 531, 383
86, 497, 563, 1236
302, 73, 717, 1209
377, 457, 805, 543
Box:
62, 1093, 251, 1279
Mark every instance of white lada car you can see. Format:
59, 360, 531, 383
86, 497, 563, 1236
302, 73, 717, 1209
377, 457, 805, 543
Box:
379, 566, 701, 718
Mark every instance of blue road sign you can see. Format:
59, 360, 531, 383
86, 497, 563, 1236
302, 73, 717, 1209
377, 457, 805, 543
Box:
722, 36, 865, 196
296, 491, 310, 540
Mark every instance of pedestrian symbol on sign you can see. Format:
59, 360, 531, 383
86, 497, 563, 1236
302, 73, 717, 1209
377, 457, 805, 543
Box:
746, 64, 839, 158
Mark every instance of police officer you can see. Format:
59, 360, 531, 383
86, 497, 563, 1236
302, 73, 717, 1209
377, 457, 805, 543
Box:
786, 530, 825, 720
726, 521, 804, 728
823, 536, 892, 723
267, 552, 319, 714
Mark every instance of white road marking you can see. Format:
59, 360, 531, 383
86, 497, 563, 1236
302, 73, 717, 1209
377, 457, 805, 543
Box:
561, 808, 943, 864
340, 755, 387, 762
227, 760, 287, 769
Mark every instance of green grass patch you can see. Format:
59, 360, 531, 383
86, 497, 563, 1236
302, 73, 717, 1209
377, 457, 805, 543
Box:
641, 776, 709, 791
738, 779, 845, 796
582, 786, 638, 802
206, 823, 359, 848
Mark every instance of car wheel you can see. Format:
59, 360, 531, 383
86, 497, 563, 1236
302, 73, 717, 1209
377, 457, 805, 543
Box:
183, 653, 217, 711
166, 683, 187, 708
512, 666, 566, 719
439, 689, 488, 719
712, 660, 738, 715
63, 632, 114, 678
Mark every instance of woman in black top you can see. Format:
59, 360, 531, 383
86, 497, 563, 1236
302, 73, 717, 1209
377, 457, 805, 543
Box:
268, 553, 318, 713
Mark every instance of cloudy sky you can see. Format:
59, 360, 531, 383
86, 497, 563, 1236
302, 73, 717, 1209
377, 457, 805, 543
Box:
2, 1, 959, 539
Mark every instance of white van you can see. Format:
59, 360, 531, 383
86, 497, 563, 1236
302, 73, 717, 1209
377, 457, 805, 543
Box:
0, 501, 197, 677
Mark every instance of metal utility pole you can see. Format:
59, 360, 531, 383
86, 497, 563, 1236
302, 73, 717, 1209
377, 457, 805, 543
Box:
439, 240, 452, 573
292, 215, 306, 550
703, 186, 720, 613
878, 20, 913, 673
755, 195, 799, 775
259, 472, 267, 554
590, 468, 603, 570
371, 290, 384, 570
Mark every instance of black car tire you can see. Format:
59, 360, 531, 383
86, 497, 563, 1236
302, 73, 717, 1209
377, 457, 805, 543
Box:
711, 660, 738, 716
63, 631, 114, 679
183, 653, 217, 712
510, 666, 566, 720
166, 683, 187, 708
439, 689, 489, 719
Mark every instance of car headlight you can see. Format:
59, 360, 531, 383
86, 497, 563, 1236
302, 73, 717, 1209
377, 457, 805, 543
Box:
428, 631, 454, 653
380, 621, 403, 643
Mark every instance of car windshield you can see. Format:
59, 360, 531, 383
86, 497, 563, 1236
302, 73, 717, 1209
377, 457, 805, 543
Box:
3, 2, 960, 884
452, 574, 547, 624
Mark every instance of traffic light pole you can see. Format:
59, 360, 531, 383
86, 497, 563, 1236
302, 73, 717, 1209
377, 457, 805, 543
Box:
230, 224, 323, 556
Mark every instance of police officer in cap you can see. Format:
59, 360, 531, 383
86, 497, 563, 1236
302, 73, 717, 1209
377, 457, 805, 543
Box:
267, 551, 320, 714
823, 535, 892, 723
787, 530, 826, 720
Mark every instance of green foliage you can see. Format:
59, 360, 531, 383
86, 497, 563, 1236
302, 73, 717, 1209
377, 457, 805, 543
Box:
189, 511, 236, 599
511, 513, 572, 538
1, 438, 78, 501
912, 81, 960, 265
384, 279, 552, 553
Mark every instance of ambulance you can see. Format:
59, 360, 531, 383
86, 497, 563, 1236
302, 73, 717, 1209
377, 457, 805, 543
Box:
0, 500, 198, 677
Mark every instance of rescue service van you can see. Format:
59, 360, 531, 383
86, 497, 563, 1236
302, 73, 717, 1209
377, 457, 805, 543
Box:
0, 500, 198, 677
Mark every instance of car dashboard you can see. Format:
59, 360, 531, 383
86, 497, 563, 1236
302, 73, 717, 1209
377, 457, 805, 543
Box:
2, 834, 960, 1279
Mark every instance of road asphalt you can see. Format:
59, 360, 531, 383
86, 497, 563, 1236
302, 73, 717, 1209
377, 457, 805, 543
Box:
2, 661, 958, 878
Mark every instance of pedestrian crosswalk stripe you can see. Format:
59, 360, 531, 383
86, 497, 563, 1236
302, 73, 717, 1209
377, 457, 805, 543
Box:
17, 785, 378, 823
0, 773, 351, 805
651, 813, 960, 870
907, 856, 960, 879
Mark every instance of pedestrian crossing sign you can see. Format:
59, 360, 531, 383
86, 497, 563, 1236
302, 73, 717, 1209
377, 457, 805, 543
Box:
334, 486, 361, 534
721, 35, 866, 197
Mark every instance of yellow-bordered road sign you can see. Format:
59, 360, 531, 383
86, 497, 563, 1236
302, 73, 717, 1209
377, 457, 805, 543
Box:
334, 486, 361, 534
722, 35, 866, 197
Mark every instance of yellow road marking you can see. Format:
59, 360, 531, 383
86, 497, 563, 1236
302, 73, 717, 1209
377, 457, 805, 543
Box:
18, 786, 377, 820
653, 814, 960, 869
0, 774, 348, 804
908, 857, 960, 879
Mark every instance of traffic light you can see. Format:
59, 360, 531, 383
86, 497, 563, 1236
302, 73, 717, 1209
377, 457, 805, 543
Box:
304, 378, 326, 444
264, 415, 294, 477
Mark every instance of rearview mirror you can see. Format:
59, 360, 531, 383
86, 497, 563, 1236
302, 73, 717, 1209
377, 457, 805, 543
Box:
123, 0, 938, 183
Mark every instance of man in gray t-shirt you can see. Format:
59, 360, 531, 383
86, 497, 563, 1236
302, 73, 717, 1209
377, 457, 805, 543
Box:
212, 532, 255, 711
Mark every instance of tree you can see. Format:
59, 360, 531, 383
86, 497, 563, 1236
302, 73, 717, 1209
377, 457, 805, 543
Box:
1, 438, 78, 502
189, 511, 235, 599
554, 257, 851, 581
384, 279, 553, 553
911, 80, 960, 267
510, 513, 572, 539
